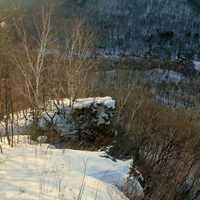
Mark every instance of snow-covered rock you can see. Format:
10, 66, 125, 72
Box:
73, 97, 115, 109
38, 97, 116, 145
72, 100, 115, 145
123, 176, 144, 200
37, 136, 48, 144
123, 167, 144, 200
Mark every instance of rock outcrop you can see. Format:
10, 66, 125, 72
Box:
38, 97, 116, 147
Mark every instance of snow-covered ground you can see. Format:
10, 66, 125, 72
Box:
0, 97, 115, 136
0, 137, 131, 200
0, 108, 32, 135
193, 60, 200, 71
0, 98, 144, 199
144, 68, 184, 83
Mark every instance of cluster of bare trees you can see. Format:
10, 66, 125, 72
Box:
0, 2, 200, 200
0, 1, 95, 144
109, 85, 200, 200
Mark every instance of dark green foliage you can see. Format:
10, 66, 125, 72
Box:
72, 103, 115, 147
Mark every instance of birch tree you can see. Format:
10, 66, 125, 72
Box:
62, 19, 95, 106
12, 1, 56, 138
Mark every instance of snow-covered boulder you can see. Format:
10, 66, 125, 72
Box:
123, 168, 144, 200
37, 136, 48, 144
0, 97, 116, 146
72, 97, 116, 146
73, 97, 115, 110
123, 176, 144, 200
38, 97, 116, 146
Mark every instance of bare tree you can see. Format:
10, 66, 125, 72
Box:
62, 18, 95, 106
0, 4, 18, 146
11, 1, 56, 138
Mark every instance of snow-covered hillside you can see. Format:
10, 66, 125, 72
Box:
0, 137, 134, 200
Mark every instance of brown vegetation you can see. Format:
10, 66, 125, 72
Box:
0, 2, 200, 200
108, 85, 200, 200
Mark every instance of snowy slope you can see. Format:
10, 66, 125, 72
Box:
0, 138, 131, 200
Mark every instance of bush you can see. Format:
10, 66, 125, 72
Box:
109, 86, 200, 200
72, 102, 115, 147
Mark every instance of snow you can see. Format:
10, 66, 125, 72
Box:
0, 137, 131, 200
37, 136, 48, 144
39, 97, 115, 136
0, 109, 32, 134
0, 97, 143, 199
193, 60, 200, 71
73, 97, 115, 109
47, 97, 115, 110
0, 21, 7, 29
144, 69, 184, 83
0, 97, 115, 136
